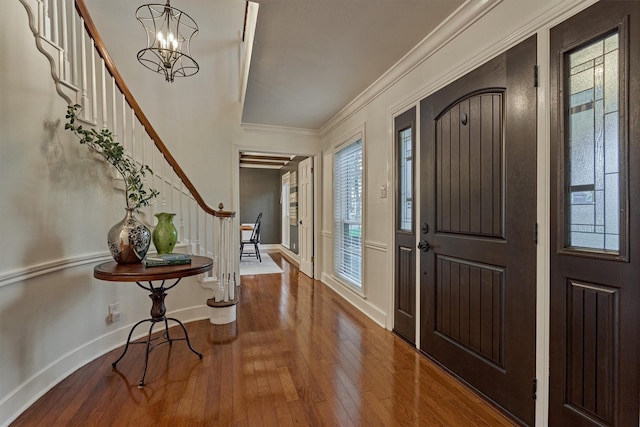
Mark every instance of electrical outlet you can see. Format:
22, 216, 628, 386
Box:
108, 303, 121, 323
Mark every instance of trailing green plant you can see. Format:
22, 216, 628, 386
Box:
65, 104, 159, 210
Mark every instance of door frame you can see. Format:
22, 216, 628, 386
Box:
298, 157, 314, 277
233, 144, 320, 278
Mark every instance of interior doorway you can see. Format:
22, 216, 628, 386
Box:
238, 151, 315, 276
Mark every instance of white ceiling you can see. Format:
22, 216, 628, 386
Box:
84, 0, 465, 132
243, 0, 464, 129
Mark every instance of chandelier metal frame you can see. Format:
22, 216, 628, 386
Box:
136, 0, 199, 83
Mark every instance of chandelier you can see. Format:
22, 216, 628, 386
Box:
135, 0, 199, 83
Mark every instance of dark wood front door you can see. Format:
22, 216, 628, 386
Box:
419, 36, 537, 425
549, 2, 640, 425
394, 107, 417, 344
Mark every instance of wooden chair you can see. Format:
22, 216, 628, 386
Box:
240, 213, 262, 262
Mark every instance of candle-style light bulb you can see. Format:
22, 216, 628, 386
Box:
157, 30, 171, 64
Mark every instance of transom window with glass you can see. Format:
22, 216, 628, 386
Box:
565, 31, 623, 253
334, 138, 363, 288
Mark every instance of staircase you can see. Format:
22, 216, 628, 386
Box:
19, 0, 240, 313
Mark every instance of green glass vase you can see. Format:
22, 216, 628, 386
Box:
152, 212, 178, 254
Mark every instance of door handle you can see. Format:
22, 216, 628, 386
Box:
417, 240, 430, 252
299, 220, 302, 225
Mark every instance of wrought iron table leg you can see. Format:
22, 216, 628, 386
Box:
164, 317, 172, 344
138, 320, 158, 387
167, 317, 203, 359
113, 280, 203, 387
112, 318, 152, 368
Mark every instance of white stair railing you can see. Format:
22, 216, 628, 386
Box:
19, 0, 239, 306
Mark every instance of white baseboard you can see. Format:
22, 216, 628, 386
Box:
320, 272, 387, 327
278, 245, 300, 265
0, 305, 210, 427
258, 243, 280, 250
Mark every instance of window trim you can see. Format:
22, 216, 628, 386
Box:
395, 112, 416, 235
557, 22, 629, 262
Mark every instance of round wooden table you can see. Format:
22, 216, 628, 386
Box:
94, 256, 213, 387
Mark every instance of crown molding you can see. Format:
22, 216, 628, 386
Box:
319, 0, 502, 138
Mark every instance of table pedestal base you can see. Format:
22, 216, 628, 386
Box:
111, 282, 203, 387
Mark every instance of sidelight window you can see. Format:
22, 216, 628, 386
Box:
398, 126, 413, 232
566, 32, 621, 253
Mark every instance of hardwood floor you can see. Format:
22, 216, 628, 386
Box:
11, 253, 517, 426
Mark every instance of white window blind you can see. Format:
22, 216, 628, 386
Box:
333, 139, 363, 287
